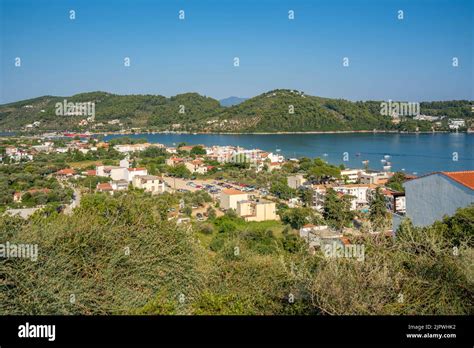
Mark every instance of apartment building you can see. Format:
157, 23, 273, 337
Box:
132, 175, 165, 194
220, 189, 249, 210
287, 174, 307, 189
236, 199, 277, 222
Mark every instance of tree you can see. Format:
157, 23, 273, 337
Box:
322, 188, 353, 230
270, 180, 295, 200
281, 207, 319, 229
168, 164, 191, 178
369, 188, 389, 231
190, 146, 206, 155
386, 172, 407, 192
304, 158, 341, 184
297, 188, 313, 207
206, 206, 217, 220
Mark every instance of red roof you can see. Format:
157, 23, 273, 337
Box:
86, 170, 96, 176
442, 171, 474, 190
56, 168, 76, 175
97, 183, 113, 191
222, 188, 245, 195
128, 167, 146, 172
340, 237, 351, 245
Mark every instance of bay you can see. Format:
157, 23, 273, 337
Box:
104, 133, 474, 175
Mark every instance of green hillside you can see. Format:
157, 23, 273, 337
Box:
0, 89, 471, 132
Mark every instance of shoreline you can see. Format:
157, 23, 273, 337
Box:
1, 130, 472, 137
100, 130, 460, 136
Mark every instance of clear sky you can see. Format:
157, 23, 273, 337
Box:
0, 0, 472, 103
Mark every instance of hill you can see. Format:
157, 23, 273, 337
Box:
219, 96, 248, 107
0, 89, 471, 132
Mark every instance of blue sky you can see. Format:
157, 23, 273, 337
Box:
0, 0, 472, 103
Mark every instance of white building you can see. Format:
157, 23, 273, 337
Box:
127, 167, 148, 182
184, 159, 208, 174
448, 119, 466, 130
132, 175, 165, 194
220, 189, 248, 210
358, 171, 391, 185
340, 169, 361, 183
332, 184, 377, 210
287, 174, 307, 189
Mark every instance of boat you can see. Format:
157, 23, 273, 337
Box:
355, 152, 361, 157
381, 159, 387, 164
383, 165, 391, 171
384, 155, 391, 160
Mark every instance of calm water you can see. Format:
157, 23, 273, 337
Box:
104, 133, 474, 175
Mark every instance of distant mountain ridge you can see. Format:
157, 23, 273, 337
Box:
219, 96, 248, 107
0, 90, 472, 132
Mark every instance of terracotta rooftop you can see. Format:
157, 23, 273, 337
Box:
441, 171, 474, 190
128, 167, 146, 172
97, 183, 113, 191
56, 168, 76, 175
222, 188, 245, 195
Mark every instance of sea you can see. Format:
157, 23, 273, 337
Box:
104, 132, 474, 175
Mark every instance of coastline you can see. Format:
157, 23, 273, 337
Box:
99, 130, 459, 136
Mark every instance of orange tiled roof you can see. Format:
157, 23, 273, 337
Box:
128, 167, 146, 172
222, 188, 245, 195
442, 171, 474, 190
97, 183, 113, 191
56, 168, 75, 175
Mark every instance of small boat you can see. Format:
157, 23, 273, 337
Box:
384, 155, 391, 160
381, 159, 387, 164
355, 152, 361, 157
323, 153, 328, 157
383, 165, 391, 171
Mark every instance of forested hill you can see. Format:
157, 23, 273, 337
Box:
0, 89, 472, 132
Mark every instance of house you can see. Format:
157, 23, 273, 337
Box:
55, 168, 76, 178
84, 170, 96, 176
358, 171, 391, 185
267, 162, 282, 171
132, 175, 165, 194
332, 184, 377, 210
127, 167, 148, 182
382, 189, 406, 214
219, 189, 248, 210
111, 180, 129, 191
166, 157, 184, 167
184, 159, 208, 174
298, 224, 343, 249
236, 199, 277, 222
311, 185, 328, 212
96, 183, 113, 193
97, 166, 128, 181
396, 171, 474, 229
287, 174, 307, 189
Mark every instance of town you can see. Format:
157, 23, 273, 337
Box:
1, 134, 472, 253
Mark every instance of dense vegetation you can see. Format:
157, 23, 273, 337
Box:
1, 90, 471, 132
1, 191, 472, 315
